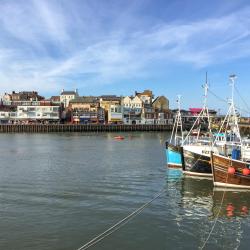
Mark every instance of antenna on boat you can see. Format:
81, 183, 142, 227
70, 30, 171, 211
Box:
202, 72, 209, 110
229, 74, 236, 106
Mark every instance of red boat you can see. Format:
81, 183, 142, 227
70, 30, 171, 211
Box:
114, 136, 125, 140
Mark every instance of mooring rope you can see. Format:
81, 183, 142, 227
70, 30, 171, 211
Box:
76, 185, 167, 250
199, 171, 229, 249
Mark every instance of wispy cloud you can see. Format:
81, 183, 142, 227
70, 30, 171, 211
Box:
0, 0, 250, 95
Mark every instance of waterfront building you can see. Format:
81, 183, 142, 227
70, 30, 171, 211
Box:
171, 108, 217, 130
152, 96, 169, 110
0, 98, 61, 124
0, 106, 17, 124
108, 104, 123, 124
60, 89, 78, 108
16, 106, 60, 122
69, 96, 104, 124
122, 96, 142, 124
141, 104, 155, 124
152, 96, 172, 124
99, 95, 121, 123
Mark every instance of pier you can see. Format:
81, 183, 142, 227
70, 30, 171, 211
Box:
0, 124, 172, 133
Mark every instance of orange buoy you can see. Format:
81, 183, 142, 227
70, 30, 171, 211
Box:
242, 168, 250, 176
228, 167, 235, 175
227, 211, 234, 217
114, 136, 125, 140
226, 204, 235, 211
241, 206, 248, 213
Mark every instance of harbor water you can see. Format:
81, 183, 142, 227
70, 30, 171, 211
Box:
0, 132, 250, 250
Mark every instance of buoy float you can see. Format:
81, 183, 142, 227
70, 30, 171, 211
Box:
226, 203, 235, 217
228, 167, 235, 175
241, 206, 248, 213
227, 210, 234, 217
242, 168, 250, 176
226, 204, 235, 211
114, 136, 125, 140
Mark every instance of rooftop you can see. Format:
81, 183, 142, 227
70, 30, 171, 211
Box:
70, 96, 98, 103
61, 91, 77, 95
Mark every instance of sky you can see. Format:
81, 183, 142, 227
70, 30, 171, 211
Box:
0, 0, 250, 113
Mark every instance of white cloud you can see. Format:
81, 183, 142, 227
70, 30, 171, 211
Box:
0, 0, 250, 95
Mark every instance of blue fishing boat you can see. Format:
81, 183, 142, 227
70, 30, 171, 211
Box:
166, 95, 184, 178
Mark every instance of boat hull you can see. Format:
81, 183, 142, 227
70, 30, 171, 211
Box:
212, 154, 250, 189
166, 143, 183, 169
183, 148, 212, 178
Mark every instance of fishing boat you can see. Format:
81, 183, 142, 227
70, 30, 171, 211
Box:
211, 75, 250, 189
166, 95, 184, 177
181, 77, 214, 178
211, 152, 250, 189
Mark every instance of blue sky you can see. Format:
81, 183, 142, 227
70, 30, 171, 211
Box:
0, 0, 250, 113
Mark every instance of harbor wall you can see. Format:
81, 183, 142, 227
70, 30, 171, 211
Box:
0, 124, 172, 133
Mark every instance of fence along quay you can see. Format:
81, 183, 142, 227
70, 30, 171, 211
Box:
0, 124, 172, 133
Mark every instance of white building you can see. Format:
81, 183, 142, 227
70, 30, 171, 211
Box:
16, 105, 60, 121
0, 110, 16, 123
108, 104, 123, 124
122, 96, 142, 124
60, 89, 78, 108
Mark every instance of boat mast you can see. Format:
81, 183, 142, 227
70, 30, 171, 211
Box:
183, 73, 211, 144
170, 95, 183, 145
213, 74, 241, 145
229, 74, 241, 143
203, 72, 212, 135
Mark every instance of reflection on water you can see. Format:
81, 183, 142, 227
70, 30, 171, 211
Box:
211, 189, 250, 218
165, 173, 250, 249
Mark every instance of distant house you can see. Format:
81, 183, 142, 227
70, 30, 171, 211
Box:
122, 96, 142, 124
108, 104, 123, 124
152, 96, 169, 110
60, 89, 78, 108
141, 104, 155, 124
69, 96, 104, 124
50, 96, 61, 104
99, 95, 121, 123
0, 100, 61, 124
0, 105, 16, 124
2, 91, 44, 105
135, 89, 154, 105
16, 103, 60, 123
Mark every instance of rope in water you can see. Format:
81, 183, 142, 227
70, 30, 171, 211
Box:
199, 171, 229, 249
76, 185, 167, 250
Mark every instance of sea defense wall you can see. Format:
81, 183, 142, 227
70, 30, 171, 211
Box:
0, 124, 172, 133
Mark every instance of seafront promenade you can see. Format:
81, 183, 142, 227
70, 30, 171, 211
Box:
0, 124, 172, 133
